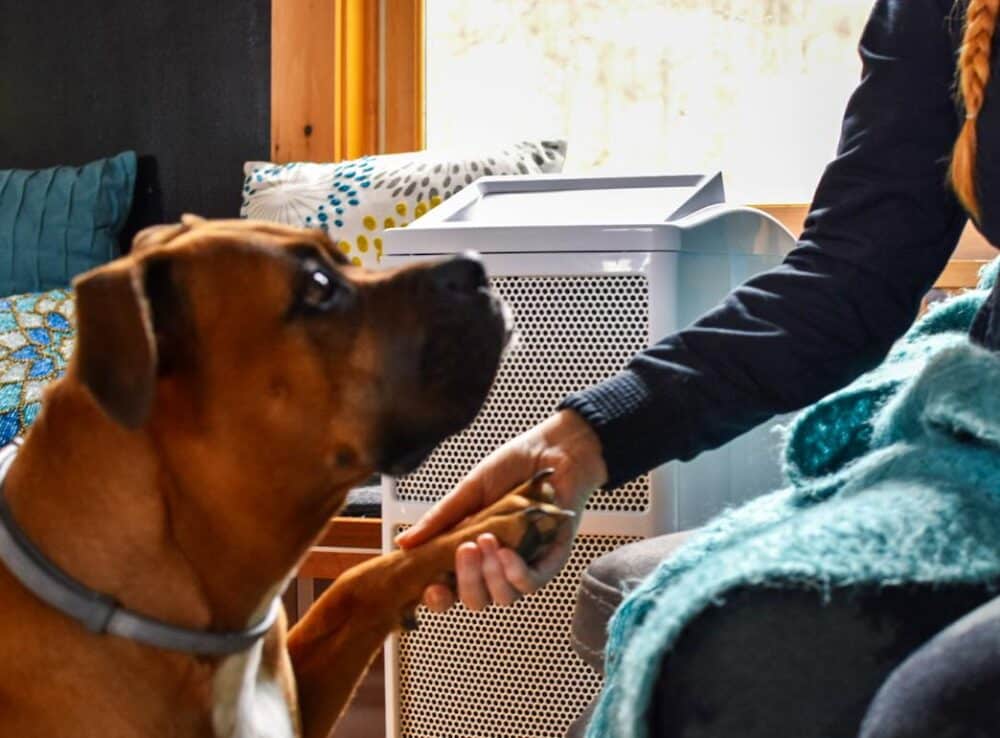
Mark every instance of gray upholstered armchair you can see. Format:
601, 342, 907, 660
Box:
569, 532, 1000, 738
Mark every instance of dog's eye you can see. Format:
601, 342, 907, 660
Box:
305, 269, 335, 304
297, 260, 355, 314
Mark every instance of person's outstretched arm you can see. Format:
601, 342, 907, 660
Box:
399, 0, 969, 610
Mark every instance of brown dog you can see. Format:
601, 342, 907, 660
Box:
0, 216, 569, 738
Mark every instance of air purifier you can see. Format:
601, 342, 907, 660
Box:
380, 173, 796, 738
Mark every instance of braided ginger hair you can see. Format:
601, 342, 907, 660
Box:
951, 0, 1000, 221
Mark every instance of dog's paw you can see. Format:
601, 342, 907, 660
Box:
518, 468, 558, 504
464, 468, 558, 523
513, 504, 572, 562
461, 469, 574, 563
396, 470, 572, 628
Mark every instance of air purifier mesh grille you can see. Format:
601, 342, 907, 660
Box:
396, 529, 642, 738
396, 274, 651, 512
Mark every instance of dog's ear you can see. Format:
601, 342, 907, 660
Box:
130, 214, 205, 253
72, 261, 157, 429
131, 223, 188, 253
180, 213, 206, 227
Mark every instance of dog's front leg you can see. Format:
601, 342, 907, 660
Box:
287, 477, 569, 738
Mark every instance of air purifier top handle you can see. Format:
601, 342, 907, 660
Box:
385, 172, 795, 256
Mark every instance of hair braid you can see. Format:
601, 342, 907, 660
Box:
951, 0, 1000, 222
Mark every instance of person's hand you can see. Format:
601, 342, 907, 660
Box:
394, 409, 608, 611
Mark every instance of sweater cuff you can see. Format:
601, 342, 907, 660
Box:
558, 369, 687, 489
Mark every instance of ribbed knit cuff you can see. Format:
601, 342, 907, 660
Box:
559, 368, 688, 490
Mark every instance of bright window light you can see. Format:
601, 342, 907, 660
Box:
426, 0, 873, 204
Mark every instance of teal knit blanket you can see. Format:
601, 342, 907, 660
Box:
587, 258, 1000, 738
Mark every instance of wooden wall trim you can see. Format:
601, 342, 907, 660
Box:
383, 0, 424, 153
935, 259, 990, 290
271, 0, 337, 163
333, 0, 380, 159
271, 0, 423, 163
756, 203, 993, 290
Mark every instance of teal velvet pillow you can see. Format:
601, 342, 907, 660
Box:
0, 151, 136, 296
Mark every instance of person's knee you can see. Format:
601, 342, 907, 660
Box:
859, 595, 1000, 738
648, 585, 997, 738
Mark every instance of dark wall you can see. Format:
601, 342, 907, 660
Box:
0, 0, 270, 244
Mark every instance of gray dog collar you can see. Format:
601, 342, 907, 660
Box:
0, 442, 279, 655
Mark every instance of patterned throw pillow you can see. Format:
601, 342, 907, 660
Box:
0, 290, 74, 444
240, 140, 567, 267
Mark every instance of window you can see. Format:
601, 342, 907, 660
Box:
425, 0, 873, 204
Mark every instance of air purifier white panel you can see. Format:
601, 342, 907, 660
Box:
379, 174, 796, 738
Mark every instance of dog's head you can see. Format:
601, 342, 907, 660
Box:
69, 215, 510, 497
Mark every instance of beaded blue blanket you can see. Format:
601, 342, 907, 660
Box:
587, 258, 1000, 738
0, 290, 74, 445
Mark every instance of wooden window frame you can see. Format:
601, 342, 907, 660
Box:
755, 203, 994, 276
271, 0, 423, 163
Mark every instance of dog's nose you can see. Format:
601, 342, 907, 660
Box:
431, 252, 487, 296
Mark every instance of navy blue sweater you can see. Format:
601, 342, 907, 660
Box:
561, 0, 999, 489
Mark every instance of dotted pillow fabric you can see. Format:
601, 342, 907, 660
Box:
0, 289, 74, 445
240, 140, 567, 267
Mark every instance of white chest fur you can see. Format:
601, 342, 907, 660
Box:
212, 639, 295, 738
